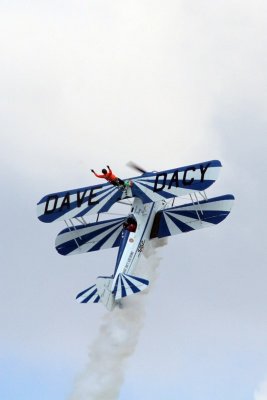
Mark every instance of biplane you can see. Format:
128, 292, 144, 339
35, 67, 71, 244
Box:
37, 160, 234, 311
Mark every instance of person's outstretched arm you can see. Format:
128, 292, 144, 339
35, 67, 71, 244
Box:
91, 169, 105, 178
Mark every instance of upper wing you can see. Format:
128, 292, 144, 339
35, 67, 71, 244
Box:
37, 182, 123, 223
130, 159, 222, 203
37, 160, 221, 223
150, 194, 234, 238
55, 216, 125, 256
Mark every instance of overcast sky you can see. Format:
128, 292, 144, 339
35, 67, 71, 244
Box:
1, 1, 267, 399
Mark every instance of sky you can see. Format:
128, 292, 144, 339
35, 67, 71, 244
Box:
0, 0, 267, 399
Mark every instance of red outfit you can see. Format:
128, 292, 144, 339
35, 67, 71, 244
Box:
93, 168, 117, 183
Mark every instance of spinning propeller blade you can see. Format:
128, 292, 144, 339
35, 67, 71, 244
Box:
126, 161, 146, 174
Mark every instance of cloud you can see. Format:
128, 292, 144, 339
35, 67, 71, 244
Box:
254, 379, 267, 400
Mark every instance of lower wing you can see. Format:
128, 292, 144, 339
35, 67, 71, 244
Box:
55, 217, 124, 256
150, 194, 234, 238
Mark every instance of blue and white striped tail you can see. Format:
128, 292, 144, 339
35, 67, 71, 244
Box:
76, 284, 100, 304
113, 273, 149, 300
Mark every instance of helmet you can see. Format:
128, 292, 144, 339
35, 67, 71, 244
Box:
102, 168, 107, 174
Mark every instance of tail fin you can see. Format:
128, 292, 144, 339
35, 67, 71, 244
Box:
96, 276, 116, 311
113, 273, 149, 300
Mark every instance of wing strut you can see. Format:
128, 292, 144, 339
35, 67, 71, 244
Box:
75, 217, 88, 226
64, 220, 80, 249
198, 190, 208, 201
189, 194, 203, 222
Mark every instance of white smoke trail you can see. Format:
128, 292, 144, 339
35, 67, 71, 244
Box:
69, 238, 167, 400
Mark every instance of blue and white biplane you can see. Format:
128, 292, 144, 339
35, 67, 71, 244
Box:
37, 160, 234, 311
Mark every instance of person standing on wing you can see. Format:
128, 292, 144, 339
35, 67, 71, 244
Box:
91, 165, 124, 187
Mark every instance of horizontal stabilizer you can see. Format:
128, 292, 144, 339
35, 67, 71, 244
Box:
113, 273, 149, 300
55, 217, 125, 256
76, 284, 100, 304
150, 194, 235, 239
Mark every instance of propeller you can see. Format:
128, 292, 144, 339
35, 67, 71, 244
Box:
126, 161, 146, 174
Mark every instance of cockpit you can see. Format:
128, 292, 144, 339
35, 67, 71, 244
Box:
123, 215, 137, 232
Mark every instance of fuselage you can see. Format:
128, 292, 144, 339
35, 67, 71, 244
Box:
111, 197, 167, 293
